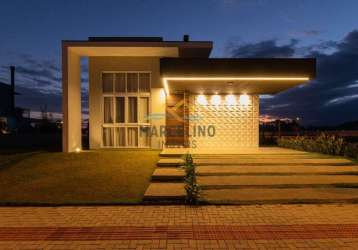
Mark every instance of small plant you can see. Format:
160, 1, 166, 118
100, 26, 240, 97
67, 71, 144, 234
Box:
183, 153, 201, 204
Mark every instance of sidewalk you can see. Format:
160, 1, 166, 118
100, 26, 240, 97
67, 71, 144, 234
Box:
0, 204, 358, 249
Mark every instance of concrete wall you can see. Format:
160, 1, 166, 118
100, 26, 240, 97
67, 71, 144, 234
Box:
88, 57, 165, 149
62, 49, 82, 152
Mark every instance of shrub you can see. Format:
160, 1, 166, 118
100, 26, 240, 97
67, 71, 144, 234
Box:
183, 154, 200, 204
277, 133, 348, 156
344, 143, 358, 160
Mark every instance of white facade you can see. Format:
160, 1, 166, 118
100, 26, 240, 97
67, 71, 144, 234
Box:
62, 39, 313, 152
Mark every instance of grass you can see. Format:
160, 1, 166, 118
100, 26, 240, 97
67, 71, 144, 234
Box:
0, 149, 159, 205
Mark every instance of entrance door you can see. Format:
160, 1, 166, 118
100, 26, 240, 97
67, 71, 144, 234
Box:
165, 93, 189, 147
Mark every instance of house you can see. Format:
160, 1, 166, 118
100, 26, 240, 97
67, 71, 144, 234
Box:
62, 36, 315, 152
0, 66, 21, 132
0, 66, 16, 117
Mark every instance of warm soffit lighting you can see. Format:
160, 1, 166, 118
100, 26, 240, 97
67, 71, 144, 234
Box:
225, 95, 236, 105
163, 76, 310, 81
162, 76, 310, 95
211, 95, 221, 105
163, 79, 170, 95
197, 95, 208, 105
159, 89, 166, 102
239, 94, 250, 105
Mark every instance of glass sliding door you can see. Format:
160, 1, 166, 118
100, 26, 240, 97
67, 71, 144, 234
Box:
101, 72, 151, 148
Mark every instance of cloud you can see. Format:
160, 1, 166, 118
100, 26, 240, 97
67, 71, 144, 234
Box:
289, 30, 321, 39
229, 39, 298, 58
325, 94, 358, 106
229, 30, 358, 125
303, 30, 320, 36
346, 83, 358, 89
0, 54, 89, 115
0, 54, 62, 94
266, 103, 291, 110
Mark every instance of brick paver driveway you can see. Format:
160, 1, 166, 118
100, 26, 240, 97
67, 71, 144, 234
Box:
1, 204, 358, 249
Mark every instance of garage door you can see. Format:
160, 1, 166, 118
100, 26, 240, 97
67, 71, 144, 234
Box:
189, 95, 259, 149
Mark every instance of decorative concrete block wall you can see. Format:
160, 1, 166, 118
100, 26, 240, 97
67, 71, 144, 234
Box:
189, 95, 259, 149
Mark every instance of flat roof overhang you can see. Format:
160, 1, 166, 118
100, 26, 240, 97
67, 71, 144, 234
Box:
62, 40, 213, 57
160, 58, 316, 94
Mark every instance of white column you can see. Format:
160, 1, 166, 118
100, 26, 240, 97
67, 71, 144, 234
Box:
62, 46, 82, 152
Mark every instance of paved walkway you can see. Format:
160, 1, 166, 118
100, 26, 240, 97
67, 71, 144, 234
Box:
146, 147, 358, 204
1, 204, 358, 249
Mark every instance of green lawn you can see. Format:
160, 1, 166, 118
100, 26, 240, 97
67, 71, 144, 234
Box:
0, 150, 159, 205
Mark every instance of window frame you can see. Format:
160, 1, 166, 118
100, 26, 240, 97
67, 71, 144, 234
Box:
101, 71, 151, 148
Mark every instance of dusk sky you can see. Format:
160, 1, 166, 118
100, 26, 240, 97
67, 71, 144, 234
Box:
0, 0, 358, 125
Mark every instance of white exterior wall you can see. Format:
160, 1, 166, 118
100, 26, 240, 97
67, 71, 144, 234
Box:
62, 49, 82, 152
88, 57, 165, 149
189, 94, 259, 149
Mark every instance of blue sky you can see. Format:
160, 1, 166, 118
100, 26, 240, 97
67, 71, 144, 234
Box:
0, 0, 358, 125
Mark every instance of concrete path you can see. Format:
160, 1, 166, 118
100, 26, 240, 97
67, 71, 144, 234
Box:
202, 188, 358, 204
145, 147, 358, 204
194, 157, 352, 166
197, 165, 358, 175
198, 175, 358, 188
1, 205, 358, 249
144, 183, 185, 201
151, 168, 185, 181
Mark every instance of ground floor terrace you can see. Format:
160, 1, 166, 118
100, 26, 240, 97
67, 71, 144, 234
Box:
1, 204, 358, 249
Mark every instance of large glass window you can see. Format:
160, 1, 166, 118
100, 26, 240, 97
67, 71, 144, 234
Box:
102, 73, 113, 93
115, 73, 126, 92
103, 97, 113, 123
101, 72, 151, 148
127, 73, 138, 93
115, 97, 125, 123
115, 127, 126, 147
139, 97, 149, 123
103, 127, 114, 147
127, 127, 138, 147
128, 97, 138, 123
139, 73, 150, 92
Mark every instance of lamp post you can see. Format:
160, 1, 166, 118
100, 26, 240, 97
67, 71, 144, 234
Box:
296, 117, 300, 136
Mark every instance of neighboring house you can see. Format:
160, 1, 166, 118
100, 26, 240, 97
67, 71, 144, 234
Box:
0, 66, 18, 132
0, 81, 14, 117
62, 36, 315, 152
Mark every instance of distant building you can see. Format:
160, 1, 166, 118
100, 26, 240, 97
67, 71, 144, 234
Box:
0, 66, 26, 133
0, 81, 15, 117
